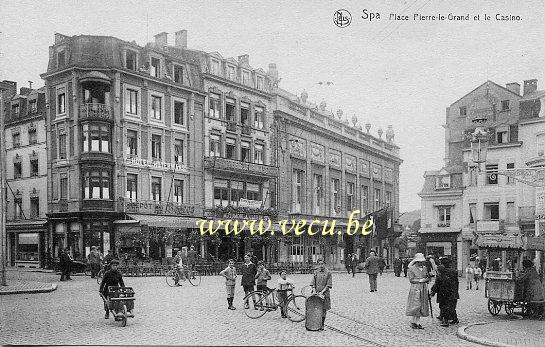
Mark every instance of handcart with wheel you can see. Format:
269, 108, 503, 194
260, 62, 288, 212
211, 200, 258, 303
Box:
100, 286, 135, 327
477, 232, 544, 316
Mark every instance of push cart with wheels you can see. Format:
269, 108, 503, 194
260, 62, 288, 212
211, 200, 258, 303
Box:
101, 286, 135, 327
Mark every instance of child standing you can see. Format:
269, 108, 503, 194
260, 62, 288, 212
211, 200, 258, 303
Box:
255, 260, 271, 294
277, 270, 295, 318
465, 263, 474, 290
219, 259, 237, 310
473, 265, 482, 290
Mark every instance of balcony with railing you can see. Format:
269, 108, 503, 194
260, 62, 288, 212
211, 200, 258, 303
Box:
226, 120, 237, 132
242, 124, 251, 135
80, 103, 112, 121
204, 156, 278, 178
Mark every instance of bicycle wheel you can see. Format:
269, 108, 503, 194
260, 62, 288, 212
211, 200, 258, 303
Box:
165, 270, 179, 287
188, 270, 201, 286
243, 291, 267, 319
286, 295, 306, 322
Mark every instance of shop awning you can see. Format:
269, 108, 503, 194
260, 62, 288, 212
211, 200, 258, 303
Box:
115, 214, 199, 229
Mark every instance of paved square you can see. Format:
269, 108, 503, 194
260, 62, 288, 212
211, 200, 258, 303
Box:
0, 270, 510, 346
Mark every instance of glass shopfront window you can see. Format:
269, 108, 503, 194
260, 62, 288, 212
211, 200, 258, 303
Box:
17, 233, 39, 261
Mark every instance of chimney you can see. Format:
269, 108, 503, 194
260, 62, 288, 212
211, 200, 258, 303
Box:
54, 33, 69, 44
523, 79, 538, 96
175, 30, 187, 49
19, 87, 33, 96
505, 82, 520, 95
1, 80, 17, 97
267, 63, 278, 80
154, 32, 168, 46
238, 54, 249, 65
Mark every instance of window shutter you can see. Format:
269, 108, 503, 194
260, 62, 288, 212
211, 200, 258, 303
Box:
51, 128, 57, 159
509, 125, 518, 142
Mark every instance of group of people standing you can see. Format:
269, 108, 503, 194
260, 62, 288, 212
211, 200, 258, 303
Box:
405, 253, 460, 329
219, 252, 333, 330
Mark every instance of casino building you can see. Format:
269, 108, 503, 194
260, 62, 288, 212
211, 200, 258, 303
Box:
41, 33, 205, 261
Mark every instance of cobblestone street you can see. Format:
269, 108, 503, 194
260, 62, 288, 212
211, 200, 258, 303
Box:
0, 270, 519, 346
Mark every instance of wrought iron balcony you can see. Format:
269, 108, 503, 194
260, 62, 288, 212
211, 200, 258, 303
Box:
80, 103, 112, 121
203, 156, 278, 178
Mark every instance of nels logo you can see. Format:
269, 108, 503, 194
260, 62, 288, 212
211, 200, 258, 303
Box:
333, 9, 351, 28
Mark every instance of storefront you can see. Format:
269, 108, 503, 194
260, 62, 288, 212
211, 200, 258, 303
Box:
7, 220, 47, 268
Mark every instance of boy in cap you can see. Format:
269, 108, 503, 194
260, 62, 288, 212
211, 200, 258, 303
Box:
219, 259, 237, 310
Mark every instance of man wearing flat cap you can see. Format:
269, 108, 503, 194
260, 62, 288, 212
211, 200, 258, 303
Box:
99, 259, 125, 319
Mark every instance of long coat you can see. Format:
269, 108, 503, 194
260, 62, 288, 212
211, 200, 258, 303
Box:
363, 255, 380, 274
406, 265, 430, 317
517, 266, 545, 302
311, 268, 332, 311
431, 268, 459, 304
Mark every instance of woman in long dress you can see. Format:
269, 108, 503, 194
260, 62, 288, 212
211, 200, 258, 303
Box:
406, 253, 430, 329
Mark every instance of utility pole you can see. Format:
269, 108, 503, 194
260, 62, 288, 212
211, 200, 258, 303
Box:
0, 86, 7, 286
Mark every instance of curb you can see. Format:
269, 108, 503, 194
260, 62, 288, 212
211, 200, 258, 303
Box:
457, 322, 512, 347
0, 283, 58, 295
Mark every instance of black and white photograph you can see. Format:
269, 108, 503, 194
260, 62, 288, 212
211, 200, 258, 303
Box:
0, 1, 544, 346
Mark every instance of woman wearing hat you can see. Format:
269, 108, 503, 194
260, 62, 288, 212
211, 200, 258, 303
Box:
405, 253, 430, 329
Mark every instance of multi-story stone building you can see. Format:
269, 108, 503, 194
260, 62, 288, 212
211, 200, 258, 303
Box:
420, 80, 529, 273
179, 31, 278, 262
3, 84, 48, 268
41, 33, 205, 261
273, 89, 402, 269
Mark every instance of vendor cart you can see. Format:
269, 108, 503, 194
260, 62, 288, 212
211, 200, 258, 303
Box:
477, 232, 544, 316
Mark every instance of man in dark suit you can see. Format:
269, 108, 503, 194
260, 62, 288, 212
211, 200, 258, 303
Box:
241, 253, 257, 309
59, 248, 73, 281
363, 251, 380, 292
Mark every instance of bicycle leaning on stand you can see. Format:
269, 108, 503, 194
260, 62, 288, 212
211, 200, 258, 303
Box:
242, 285, 306, 322
165, 265, 202, 286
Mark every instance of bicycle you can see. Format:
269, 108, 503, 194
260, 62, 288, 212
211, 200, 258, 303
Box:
165, 265, 201, 287
242, 286, 306, 322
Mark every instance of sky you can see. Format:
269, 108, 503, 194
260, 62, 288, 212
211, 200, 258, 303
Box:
1, 0, 545, 213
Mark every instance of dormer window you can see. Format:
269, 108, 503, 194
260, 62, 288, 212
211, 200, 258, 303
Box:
29, 99, 37, 113
173, 64, 184, 83
459, 106, 467, 116
150, 57, 160, 78
125, 50, 137, 71
57, 50, 66, 68
501, 100, 510, 111
256, 76, 264, 90
211, 59, 220, 75
436, 175, 450, 189
242, 70, 250, 85
227, 65, 236, 80
12, 104, 19, 117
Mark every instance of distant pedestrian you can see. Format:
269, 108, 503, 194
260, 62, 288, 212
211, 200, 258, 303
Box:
363, 251, 380, 292
516, 259, 545, 317
59, 248, 73, 281
378, 257, 386, 276
441, 257, 459, 324
219, 259, 237, 310
425, 255, 437, 278
465, 264, 474, 290
473, 266, 482, 290
403, 258, 410, 277
345, 253, 352, 274
186, 245, 198, 276
393, 257, 403, 277
87, 246, 101, 278
406, 253, 430, 329
350, 253, 358, 277
310, 258, 332, 330
241, 253, 257, 309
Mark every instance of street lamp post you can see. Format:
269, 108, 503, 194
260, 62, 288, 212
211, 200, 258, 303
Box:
0, 88, 6, 286
469, 117, 490, 271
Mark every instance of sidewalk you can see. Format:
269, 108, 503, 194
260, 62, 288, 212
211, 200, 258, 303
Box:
0, 280, 57, 295
458, 319, 545, 347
